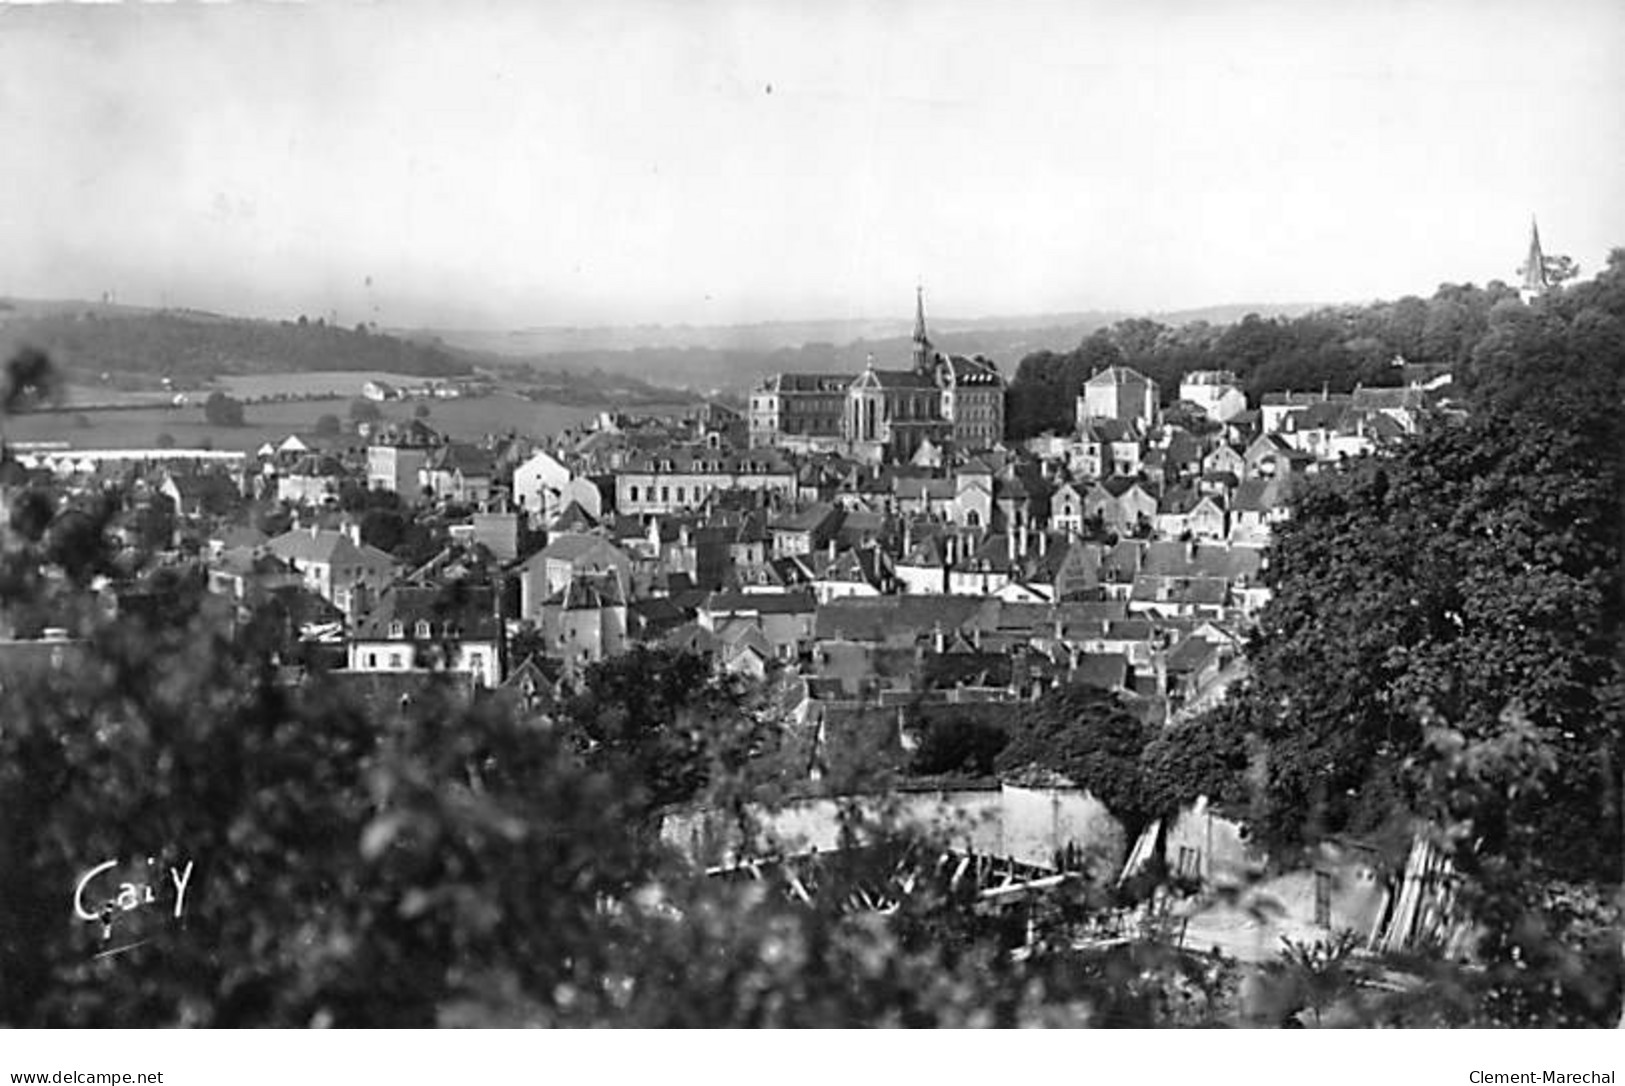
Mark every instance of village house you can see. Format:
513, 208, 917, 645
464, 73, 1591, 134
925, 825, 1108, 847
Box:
537, 573, 629, 673
1078, 366, 1159, 430
514, 533, 633, 622
511, 448, 573, 521
420, 443, 496, 505
265, 524, 400, 614
697, 589, 817, 661
272, 454, 346, 507
1177, 370, 1248, 423
1050, 480, 1086, 536
1083, 477, 1158, 537
614, 447, 796, 516
769, 502, 843, 559
367, 419, 443, 495
346, 583, 503, 688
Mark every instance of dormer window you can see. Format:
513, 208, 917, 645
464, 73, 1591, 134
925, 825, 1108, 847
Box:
388, 621, 404, 639
415, 619, 432, 639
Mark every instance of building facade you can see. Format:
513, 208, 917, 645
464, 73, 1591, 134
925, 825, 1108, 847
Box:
749, 374, 851, 450
1078, 366, 1160, 430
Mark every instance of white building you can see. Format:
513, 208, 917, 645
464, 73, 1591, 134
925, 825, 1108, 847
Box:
512, 449, 573, 521
1178, 371, 1248, 422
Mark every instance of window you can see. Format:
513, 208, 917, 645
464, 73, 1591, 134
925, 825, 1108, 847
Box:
389, 653, 403, 669
661, 486, 670, 503
366, 653, 377, 669
388, 621, 404, 639
1176, 846, 1201, 880
1314, 871, 1333, 927
629, 485, 639, 502
415, 619, 432, 639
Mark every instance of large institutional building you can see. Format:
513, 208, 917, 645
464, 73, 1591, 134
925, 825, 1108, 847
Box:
749, 289, 1006, 462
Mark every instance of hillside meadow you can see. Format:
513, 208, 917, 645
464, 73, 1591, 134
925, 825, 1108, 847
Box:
2, 391, 632, 453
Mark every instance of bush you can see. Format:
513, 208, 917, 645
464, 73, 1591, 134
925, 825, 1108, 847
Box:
202, 391, 245, 427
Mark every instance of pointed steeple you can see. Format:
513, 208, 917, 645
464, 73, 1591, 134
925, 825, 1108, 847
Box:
912, 283, 931, 374
1520, 216, 1549, 298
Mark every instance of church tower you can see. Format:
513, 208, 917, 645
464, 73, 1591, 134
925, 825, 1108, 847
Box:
912, 285, 932, 375
1519, 216, 1549, 302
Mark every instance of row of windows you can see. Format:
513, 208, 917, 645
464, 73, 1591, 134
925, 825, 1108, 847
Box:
627, 483, 709, 504
361, 650, 487, 671
384, 620, 463, 639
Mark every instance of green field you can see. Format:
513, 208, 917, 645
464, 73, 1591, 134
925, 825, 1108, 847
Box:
4, 392, 619, 452
215, 371, 457, 399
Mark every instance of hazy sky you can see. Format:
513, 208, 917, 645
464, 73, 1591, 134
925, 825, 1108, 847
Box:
1, 0, 1622, 329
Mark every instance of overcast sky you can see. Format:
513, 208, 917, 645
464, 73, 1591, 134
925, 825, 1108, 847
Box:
1, 0, 1622, 329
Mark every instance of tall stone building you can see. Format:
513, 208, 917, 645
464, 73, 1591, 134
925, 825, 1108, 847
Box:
752, 287, 1006, 461
916, 287, 1005, 451
748, 373, 850, 451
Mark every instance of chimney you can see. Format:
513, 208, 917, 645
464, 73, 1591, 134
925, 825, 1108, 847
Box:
827, 537, 837, 562
1038, 530, 1049, 557
309, 523, 321, 540
1006, 529, 1016, 564
932, 621, 945, 653
344, 520, 361, 546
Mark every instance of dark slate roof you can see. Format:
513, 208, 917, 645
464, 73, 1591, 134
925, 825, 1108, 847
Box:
426, 443, 497, 476
769, 373, 856, 393
628, 596, 693, 638
268, 528, 398, 570
1351, 386, 1424, 411
352, 584, 501, 641
1079, 418, 1135, 443
1071, 652, 1129, 691
543, 573, 628, 610
939, 353, 1002, 386
533, 533, 625, 564
1166, 635, 1222, 675
861, 368, 937, 390
894, 476, 956, 502
550, 500, 599, 532
702, 589, 817, 616
1084, 366, 1155, 387
814, 596, 993, 642
1130, 574, 1230, 606
769, 503, 842, 534
621, 447, 793, 474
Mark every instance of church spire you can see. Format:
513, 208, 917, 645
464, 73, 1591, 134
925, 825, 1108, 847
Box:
912, 283, 931, 374
1520, 216, 1549, 299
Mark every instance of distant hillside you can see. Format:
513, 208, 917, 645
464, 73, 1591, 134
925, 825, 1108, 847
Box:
426, 302, 1325, 393
0, 300, 474, 391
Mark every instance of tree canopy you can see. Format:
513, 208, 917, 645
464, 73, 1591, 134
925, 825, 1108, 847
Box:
1220, 250, 1625, 889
